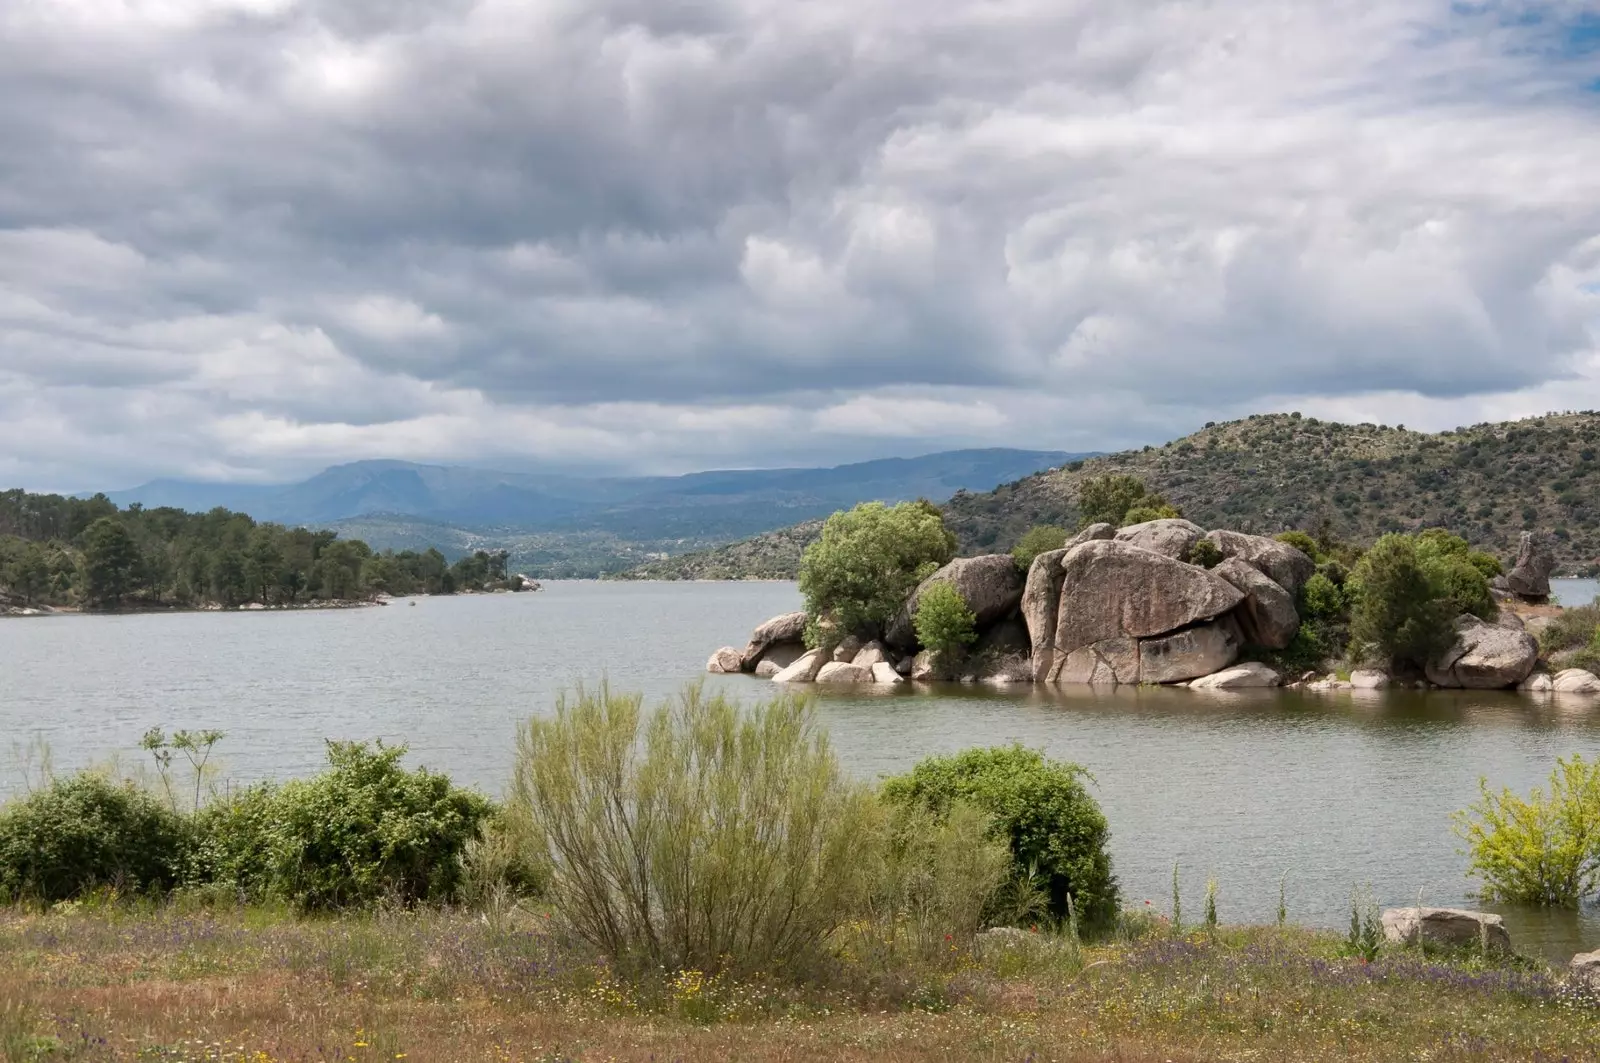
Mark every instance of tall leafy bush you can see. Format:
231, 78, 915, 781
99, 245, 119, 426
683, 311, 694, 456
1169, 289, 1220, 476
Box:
0, 774, 186, 902
193, 742, 493, 910
913, 581, 977, 676
881, 746, 1118, 931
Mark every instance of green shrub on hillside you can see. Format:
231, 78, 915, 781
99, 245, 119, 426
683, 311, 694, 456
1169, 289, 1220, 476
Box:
914, 581, 977, 676
1076, 474, 1179, 529
1010, 524, 1069, 569
798, 501, 956, 644
881, 746, 1118, 931
1455, 755, 1600, 907
1538, 599, 1600, 654
510, 685, 879, 976
0, 774, 186, 902
1187, 538, 1224, 569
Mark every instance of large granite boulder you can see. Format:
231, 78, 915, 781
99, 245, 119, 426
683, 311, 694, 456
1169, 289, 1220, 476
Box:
1055, 638, 1141, 685
754, 659, 783, 678
1506, 531, 1554, 602
771, 647, 829, 683
1213, 557, 1299, 649
759, 642, 805, 672
706, 647, 744, 674
1066, 522, 1117, 550
870, 662, 906, 685
1519, 672, 1554, 693
1114, 518, 1206, 560
1050, 540, 1245, 681
741, 611, 809, 669
1023, 548, 1071, 682
1571, 950, 1600, 988
1350, 669, 1390, 690
1380, 907, 1511, 953
1138, 621, 1241, 684
1189, 661, 1282, 689
816, 661, 874, 683
852, 640, 890, 667
831, 635, 863, 663
1201, 530, 1316, 595
886, 555, 1025, 648
1553, 668, 1600, 694
1425, 615, 1538, 689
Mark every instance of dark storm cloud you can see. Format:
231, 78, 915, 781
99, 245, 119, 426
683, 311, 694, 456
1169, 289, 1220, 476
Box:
0, 0, 1597, 487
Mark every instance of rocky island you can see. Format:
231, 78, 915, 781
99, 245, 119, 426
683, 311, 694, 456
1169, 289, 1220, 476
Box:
710, 513, 1574, 694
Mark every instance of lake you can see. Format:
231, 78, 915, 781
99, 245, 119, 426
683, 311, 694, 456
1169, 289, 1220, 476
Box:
4, 579, 1599, 961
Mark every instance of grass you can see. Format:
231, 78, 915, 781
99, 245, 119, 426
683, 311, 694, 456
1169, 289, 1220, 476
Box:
2, 903, 1597, 1062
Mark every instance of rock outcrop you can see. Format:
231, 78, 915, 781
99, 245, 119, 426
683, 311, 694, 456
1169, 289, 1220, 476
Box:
886, 555, 1025, 649
1114, 518, 1205, 560
870, 662, 906, 684
754, 659, 783, 678
1505, 531, 1554, 602
1023, 548, 1071, 682
1424, 615, 1538, 689
1201, 530, 1316, 595
1519, 672, 1553, 693
772, 648, 828, 683
1572, 950, 1600, 988
852, 640, 890, 667
1138, 621, 1241, 684
1189, 662, 1281, 689
816, 661, 875, 683
831, 634, 863, 663
1380, 907, 1511, 953
1050, 540, 1244, 683
706, 647, 744, 674
741, 611, 808, 670
1552, 668, 1600, 694
1213, 557, 1298, 649
1065, 522, 1117, 551
1350, 669, 1389, 690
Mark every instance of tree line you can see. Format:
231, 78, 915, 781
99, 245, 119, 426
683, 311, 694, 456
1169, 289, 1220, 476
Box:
0, 488, 525, 611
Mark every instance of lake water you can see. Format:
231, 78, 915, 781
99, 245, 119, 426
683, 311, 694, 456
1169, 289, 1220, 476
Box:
4, 579, 1600, 961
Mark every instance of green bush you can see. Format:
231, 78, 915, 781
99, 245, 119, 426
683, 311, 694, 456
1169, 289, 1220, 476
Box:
1414, 529, 1497, 619
798, 501, 956, 644
510, 684, 878, 976
1301, 571, 1346, 623
1186, 538, 1224, 569
1076, 475, 1177, 530
197, 742, 494, 911
1538, 599, 1600, 654
1275, 531, 1321, 560
1347, 533, 1472, 670
0, 773, 187, 902
913, 581, 977, 676
1454, 755, 1600, 906
1011, 524, 1069, 569
881, 746, 1118, 932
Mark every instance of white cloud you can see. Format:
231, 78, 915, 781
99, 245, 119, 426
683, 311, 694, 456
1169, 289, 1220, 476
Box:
0, 0, 1597, 488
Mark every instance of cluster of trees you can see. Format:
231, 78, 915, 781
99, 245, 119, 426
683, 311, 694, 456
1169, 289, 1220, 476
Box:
0, 488, 525, 611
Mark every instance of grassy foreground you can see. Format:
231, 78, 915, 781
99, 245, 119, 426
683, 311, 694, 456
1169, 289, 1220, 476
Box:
2, 904, 1596, 1063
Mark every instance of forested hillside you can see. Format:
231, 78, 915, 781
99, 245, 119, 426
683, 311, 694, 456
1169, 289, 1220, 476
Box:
622, 412, 1600, 579
0, 490, 524, 612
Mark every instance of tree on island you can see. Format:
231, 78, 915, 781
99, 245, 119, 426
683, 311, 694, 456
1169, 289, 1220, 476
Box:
798, 500, 956, 646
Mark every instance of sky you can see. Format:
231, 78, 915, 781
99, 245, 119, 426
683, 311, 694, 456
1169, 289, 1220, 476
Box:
2, 0, 1599, 491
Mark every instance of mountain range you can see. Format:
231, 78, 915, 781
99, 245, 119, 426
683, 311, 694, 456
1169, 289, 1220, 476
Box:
624, 411, 1600, 579
103, 449, 1083, 577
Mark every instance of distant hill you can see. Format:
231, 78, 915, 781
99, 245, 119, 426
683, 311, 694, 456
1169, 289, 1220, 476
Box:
623, 412, 1600, 579
104, 449, 1082, 577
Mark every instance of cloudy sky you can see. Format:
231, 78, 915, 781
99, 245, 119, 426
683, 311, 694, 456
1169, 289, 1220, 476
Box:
2, 0, 1598, 490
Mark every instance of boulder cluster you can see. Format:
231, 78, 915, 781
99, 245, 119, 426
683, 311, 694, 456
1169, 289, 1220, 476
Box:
711, 518, 1323, 688
709, 518, 1574, 692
